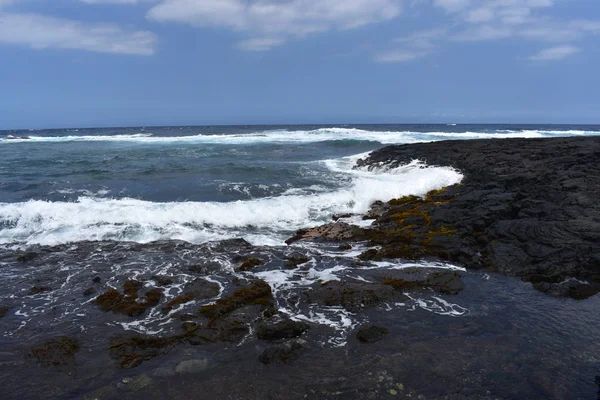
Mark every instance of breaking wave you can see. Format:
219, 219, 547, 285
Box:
0, 158, 463, 246
2, 127, 598, 145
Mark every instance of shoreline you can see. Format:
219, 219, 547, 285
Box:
1, 135, 599, 399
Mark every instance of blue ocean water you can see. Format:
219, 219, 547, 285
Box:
1, 124, 599, 246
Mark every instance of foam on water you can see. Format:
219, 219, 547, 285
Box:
0, 157, 463, 246
1, 126, 597, 145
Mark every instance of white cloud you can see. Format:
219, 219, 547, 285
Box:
375, 49, 428, 62
433, 0, 471, 12
147, 0, 403, 48
377, 0, 598, 63
236, 37, 285, 51
529, 45, 579, 61
0, 12, 157, 55
80, 0, 148, 3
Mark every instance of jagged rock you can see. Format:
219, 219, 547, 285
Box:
332, 213, 355, 221
363, 200, 389, 220
285, 222, 371, 245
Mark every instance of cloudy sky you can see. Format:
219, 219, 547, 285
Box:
0, 0, 598, 128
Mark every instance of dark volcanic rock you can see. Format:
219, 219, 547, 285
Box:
198, 280, 273, 319
17, 252, 39, 262
285, 222, 372, 245
363, 200, 390, 220
355, 137, 600, 299
257, 319, 310, 341
151, 275, 174, 286
29, 286, 52, 295
356, 325, 389, 343
259, 339, 306, 364
29, 336, 80, 366
373, 268, 465, 295
332, 212, 355, 221
237, 257, 263, 272
93, 280, 162, 317
284, 256, 310, 269
305, 281, 395, 312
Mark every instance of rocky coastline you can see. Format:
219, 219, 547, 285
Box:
1, 136, 599, 399
290, 136, 600, 299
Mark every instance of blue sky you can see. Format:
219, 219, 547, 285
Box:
0, 0, 599, 129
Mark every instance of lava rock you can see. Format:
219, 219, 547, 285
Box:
285, 222, 371, 245
29, 286, 52, 295
257, 319, 310, 340
356, 325, 389, 343
306, 281, 395, 312
175, 359, 210, 374
354, 136, 600, 299
259, 339, 306, 364
29, 336, 80, 366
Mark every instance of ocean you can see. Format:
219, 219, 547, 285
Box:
1, 124, 600, 399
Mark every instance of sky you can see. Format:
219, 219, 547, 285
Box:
0, 0, 599, 129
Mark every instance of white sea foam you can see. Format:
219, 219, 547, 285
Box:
1, 126, 596, 145
0, 156, 463, 246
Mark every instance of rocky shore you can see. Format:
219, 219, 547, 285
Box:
289, 136, 600, 299
1, 136, 600, 399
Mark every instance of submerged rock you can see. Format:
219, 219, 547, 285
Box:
175, 359, 210, 374
29, 286, 52, 295
259, 339, 306, 364
93, 280, 162, 317
356, 325, 389, 343
29, 336, 80, 366
305, 281, 395, 312
257, 319, 310, 341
